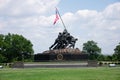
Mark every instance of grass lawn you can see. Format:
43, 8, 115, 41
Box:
0, 67, 120, 80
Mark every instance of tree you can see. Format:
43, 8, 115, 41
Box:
82, 40, 101, 60
0, 33, 34, 63
104, 55, 112, 61
112, 54, 118, 61
114, 42, 120, 61
0, 34, 7, 63
97, 54, 105, 61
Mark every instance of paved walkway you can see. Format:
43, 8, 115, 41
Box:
24, 63, 88, 68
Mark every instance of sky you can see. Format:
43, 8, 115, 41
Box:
0, 0, 120, 55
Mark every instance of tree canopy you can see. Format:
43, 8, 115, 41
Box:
82, 40, 101, 60
113, 42, 120, 61
0, 33, 34, 63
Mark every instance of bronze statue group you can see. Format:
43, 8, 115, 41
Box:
49, 29, 78, 50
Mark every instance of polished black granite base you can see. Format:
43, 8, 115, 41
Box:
34, 53, 88, 62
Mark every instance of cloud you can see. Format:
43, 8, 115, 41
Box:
0, 0, 10, 9
0, 0, 60, 16
0, 0, 61, 53
0, 1, 120, 55
102, 2, 120, 20
61, 2, 120, 55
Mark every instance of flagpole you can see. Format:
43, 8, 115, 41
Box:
56, 8, 67, 30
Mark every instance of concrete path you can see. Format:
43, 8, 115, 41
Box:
24, 63, 88, 68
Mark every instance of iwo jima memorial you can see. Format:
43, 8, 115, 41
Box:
34, 8, 88, 61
